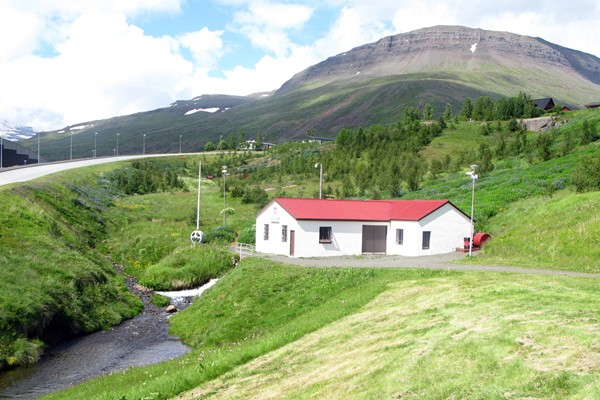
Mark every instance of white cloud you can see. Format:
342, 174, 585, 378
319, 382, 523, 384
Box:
178, 28, 225, 68
232, 1, 314, 55
1, 0, 600, 132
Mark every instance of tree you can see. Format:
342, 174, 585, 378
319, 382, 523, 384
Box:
572, 155, 600, 192
535, 131, 554, 161
238, 129, 246, 149
460, 98, 473, 120
478, 143, 494, 173
443, 103, 454, 121
255, 131, 264, 151
204, 141, 216, 152
423, 103, 434, 120
581, 120, 599, 144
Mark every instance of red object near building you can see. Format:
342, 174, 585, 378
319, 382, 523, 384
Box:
473, 233, 491, 247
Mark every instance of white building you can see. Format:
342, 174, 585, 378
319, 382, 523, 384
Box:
255, 198, 473, 258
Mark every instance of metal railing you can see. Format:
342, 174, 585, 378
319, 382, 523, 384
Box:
235, 243, 254, 259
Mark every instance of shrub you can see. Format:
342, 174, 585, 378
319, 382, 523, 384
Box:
237, 224, 256, 245
572, 155, 600, 193
204, 225, 237, 244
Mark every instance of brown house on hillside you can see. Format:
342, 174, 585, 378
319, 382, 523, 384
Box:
534, 98, 555, 111
585, 102, 600, 109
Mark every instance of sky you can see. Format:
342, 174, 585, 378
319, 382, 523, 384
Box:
1, 0, 599, 132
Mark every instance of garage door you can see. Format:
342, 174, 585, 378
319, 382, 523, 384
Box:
362, 225, 387, 254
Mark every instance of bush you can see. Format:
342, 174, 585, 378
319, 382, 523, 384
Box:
237, 224, 256, 245
204, 225, 237, 244
572, 155, 600, 193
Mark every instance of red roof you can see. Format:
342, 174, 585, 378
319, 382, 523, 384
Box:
273, 198, 451, 221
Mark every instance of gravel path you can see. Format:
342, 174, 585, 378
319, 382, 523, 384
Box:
259, 252, 600, 279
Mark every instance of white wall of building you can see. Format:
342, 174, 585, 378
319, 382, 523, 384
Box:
386, 203, 471, 257
256, 201, 471, 258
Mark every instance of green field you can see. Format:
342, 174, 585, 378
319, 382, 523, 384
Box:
0, 109, 598, 399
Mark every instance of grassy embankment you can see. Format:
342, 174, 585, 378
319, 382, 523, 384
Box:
0, 166, 142, 368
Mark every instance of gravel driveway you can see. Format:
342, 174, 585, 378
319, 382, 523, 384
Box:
258, 252, 600, 279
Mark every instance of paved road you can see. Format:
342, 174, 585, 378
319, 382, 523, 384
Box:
0, 153, 198, 187
260, 252, 600, 279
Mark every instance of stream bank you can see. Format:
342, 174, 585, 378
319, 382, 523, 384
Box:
0, 262, 191, 399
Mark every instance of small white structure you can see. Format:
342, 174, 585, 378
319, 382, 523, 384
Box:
255, 198, 473, 258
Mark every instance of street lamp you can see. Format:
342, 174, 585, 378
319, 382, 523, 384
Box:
465, 164, 478, 256
179, 134, 182, 154
314, 163, 323, 199
222, 165, 228, 225
143, 134, 146, 155
116, 133, 120, 156
94, 132, 97, 158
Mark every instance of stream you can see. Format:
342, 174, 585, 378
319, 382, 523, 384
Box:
0, 279, 218, 399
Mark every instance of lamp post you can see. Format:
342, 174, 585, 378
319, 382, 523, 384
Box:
116, 133, 120, 156
143, 134, 146, 155
314, 162, 323, 199
465, 164, 478, 256
94, 132, 97, 158
179, 134, 182, 154
222, 165, 228, 225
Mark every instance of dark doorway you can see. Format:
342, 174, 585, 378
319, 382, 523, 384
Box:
362, 225, 387, 254
289, 230, 295, 256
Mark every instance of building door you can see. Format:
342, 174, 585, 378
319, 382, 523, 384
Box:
289, 230, 295, 256
362, 225, 387, 254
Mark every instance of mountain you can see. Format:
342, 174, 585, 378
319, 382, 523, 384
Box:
0, 121, 37, 141
24, 26, 600, 161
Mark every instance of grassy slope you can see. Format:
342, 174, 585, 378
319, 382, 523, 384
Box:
0, 167, 142, 368
473, 191, 600, 272
45, 261, 600, 400
177, 271, 600, 400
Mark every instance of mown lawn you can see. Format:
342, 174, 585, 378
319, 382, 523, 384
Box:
44, 260, 600, 400
177, 270, 600, 400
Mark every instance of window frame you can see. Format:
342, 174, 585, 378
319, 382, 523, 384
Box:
281, 225, 288, 242
396, 228, 404, 245
422, 231, 431, 250
319, 226, 333, 243
263, 224, 269, 241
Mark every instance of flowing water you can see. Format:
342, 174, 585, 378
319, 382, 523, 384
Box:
0, 279, 218, 399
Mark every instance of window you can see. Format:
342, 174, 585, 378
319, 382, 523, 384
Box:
422, 231, 431, 250
282, 225, 288, 242
319, 226, 332, 243
264, 224, 269, 240
396, 228, 404, 245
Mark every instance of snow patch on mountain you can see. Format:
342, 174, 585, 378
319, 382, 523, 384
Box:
184, 108, 219, 115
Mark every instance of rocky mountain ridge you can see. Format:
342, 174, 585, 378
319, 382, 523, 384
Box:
280, 25, 600, 93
